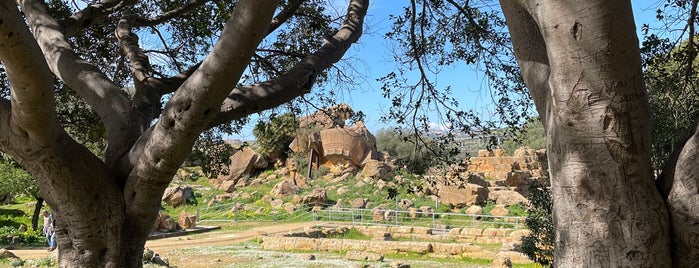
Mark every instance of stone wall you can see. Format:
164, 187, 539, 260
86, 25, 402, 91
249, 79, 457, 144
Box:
261, 225, 532, 264
467, 147, 547, 183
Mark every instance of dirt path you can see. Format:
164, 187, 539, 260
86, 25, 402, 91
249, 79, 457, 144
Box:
9, 221, 322, 261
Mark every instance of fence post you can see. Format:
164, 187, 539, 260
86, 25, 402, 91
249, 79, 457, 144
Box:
433, 198, 438, 229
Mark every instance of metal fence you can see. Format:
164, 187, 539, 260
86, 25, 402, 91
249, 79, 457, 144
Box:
197, 202, 526, 232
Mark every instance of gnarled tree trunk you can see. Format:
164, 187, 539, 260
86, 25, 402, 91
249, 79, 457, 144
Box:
500, 0, 672, 266
0, 0, 369, 266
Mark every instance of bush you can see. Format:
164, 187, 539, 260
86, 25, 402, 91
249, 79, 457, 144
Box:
521, 182, 554, 267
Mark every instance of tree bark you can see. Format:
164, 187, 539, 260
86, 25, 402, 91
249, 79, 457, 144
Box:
656, 121, 699, 267
0, 0, 368, 266
501, 0, 672, 266
31, 197, 44, 231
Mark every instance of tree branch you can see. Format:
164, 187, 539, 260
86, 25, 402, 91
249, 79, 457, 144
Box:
21, 0, 143, 170
268, 0, 304, 34
656, 120, 699, 266
499, 0, 550, 126
115, 16, 161, 130
133, 0, 211, 27
0, 0, 56, 144
62, 0, 137, 37
120, 0, 278, 256
209, 0, 369, 127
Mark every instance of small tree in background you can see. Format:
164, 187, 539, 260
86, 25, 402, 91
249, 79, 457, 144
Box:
521, 181, 554, 267
375, 129, 433, 174
0, 157, 43, 231
500, 118, 546, 154
253, 113, 299, 160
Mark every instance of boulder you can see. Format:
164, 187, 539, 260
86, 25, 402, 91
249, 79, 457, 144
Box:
419, 206, 434, 217
177, 211, 196, 229
300, 188, 328, 208
361, 160, 394, 181
408, 207, 421, 219
490, 190, 528, 206
372, 207, 385, 222
224, 147, 267, 181
398, 199, 414, 210
270, 199, 284, 209
465, 205, 483, 215
284, 203, 296, 214
270, 179, 299, 198
218, 180, 237, 193
350, 198, 368, 209
0, 248, 18, 259
160, 217, 177, 232
490, 205, 509, 216
162, 186, 193, 207
336, 186, 350, 196
437, 184, 488, 208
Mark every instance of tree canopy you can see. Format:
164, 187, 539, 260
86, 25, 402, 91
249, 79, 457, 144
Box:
0, 0, 369, 266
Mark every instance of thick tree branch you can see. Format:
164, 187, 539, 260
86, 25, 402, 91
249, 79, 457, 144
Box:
21, 0, 143, 171
115, 16, 161, 129
209, 0, 369, 127
62, 0, 137, 36
268, 0, 304, 34
133, 0, 211, 27
656, 120, 699, 267
119, 1, 278, 264
499, 0, 549, 126
0, 0, 56, 144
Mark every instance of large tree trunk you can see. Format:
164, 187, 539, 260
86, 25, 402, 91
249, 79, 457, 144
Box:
0, 0, 368, 265
656, 120, 699, 267
500, 0, 672, 266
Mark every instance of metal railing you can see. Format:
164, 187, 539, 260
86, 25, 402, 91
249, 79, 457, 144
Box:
197, 202, 526, 231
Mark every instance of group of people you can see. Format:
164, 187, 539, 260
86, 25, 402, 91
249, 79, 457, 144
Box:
41, 210, 57, 251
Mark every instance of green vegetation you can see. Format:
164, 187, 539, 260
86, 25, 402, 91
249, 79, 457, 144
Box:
325, 228, 372, 240
253, 113, 299, 159
375, 129, 434, 174
521, 182, 554, 267
500, 118, 546, 155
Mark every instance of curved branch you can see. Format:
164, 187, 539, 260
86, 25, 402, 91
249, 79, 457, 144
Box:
0, 0, 56, 144
209, 0, 369, 126
115, 17, 161, 129
656, 120, 699, 266
21, 0, 142, 169
133, 0, 211, 27
268, 0, 304, 34
120, 0, 278, 260
62, 0, 137, 37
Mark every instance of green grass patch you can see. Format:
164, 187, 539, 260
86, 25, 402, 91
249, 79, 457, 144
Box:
324, 228, 372, 240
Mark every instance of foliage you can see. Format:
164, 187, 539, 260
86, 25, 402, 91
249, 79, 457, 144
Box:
0, 225, 43, 246
521, 182, 554, 267
500, 118, 546, 154
380, 0, 532, 157
375, 129, 434, 174
253, 113, 299, 159
641, 35, 699, 171
324, 228, 372, 240
0, 158, 38, 199
188, 129, 235, 176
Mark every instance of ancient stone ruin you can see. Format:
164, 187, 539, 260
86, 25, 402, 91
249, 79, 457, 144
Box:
431, 147, 548, 212
210, 103, 394, 193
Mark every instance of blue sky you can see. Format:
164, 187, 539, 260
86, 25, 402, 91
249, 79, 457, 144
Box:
229, 1, 665, 141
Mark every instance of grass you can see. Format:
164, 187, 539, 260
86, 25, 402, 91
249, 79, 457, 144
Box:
324, 228, 372, 240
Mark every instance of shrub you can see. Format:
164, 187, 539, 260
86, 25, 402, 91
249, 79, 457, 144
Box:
521, 182, 554, 267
